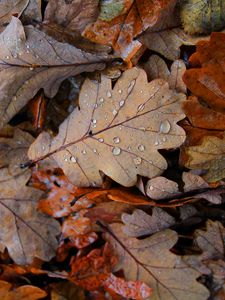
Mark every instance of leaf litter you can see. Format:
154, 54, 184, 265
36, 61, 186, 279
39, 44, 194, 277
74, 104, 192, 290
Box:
0, 1, 224, 299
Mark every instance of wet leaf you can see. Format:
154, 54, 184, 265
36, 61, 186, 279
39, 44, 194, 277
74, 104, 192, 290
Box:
0, 131, 60, 264
146, 176, 180, 200
0, 17, 108, 128
21, 0, 42, 24
180, 0, 225, 34
183, 32, 225, 113
122, 208, 175, 237
28, 67, 186, 187
0, 0, 29, 32
185, 134, 225, 182
144, 55, 186, 93
0, 280, 46, 300
44, 0, 99, 34
83, 0, 178, 61
104, 223, 209, 300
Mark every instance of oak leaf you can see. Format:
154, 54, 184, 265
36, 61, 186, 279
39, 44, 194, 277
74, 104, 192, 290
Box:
0, 130, 60, 264
183, 32, 225, 113
44, 0, 99, 34
104, 223, 209, 300
0, 0, 29, 32
0, 280, 46, 300
144, 55, 186, 93
185, 134, 225, 182
83, 0, 178, 61
0, 17, 108, 128
122, 208, 175, 237
28, 67, 186, 187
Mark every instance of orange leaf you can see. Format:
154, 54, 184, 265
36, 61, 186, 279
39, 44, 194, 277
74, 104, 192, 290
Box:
183, 32, 225, 113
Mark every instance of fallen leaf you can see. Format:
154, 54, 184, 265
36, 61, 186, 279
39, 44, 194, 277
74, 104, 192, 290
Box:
0, 130, 60, 264
194, 220, 225, 261
28, 91, 47, 132
183, 32, 225, 113
140, 28, 195, 61
0, 17, 108, 128
122, 208, 175, 237
0, 0, 29, 32
28, 67, 186, 187
182, 96, 225, 131
83, 0, 178, 61
104, 223, 209, 300
103, 273, 152, 300
180, 0, 225, 34
144, 55, 186, 93
146, 176, 180, 200
184, 134, 225, 182
44, 0, 99, 34
0, 280, 47, 300
21, 0, 42, 24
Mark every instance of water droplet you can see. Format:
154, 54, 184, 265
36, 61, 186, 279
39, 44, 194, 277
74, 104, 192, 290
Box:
42, 146, 45, 150
17, 141, 22, 145
92, 119, 97, 124
127, 80, 135, 93
35, 54, 39, 58
140, 90, 143, 94
82, 150, 87, 155
5, 56, 9, 59
138, 104, 145, 111
119, 126, 122, 130
133, 157, 142, 165
64, 158, 68, 162
113, 137, 120, 144
112, 147, 121, 156
139, 127, 146, 131
98, 138, 104, 143
70, 156, 77, 163
162, 137, 167, 142
138, 144, 145, 152
26, 50, 30, 54
99, 97, 104, 103
13, 53, 18, 58
119, 100, 125, 107
154, 141, 159, 146
159, 120, 171, 134
112, 109, 117, 116
118, 89, 122, 94
149, 160, 153, 164
93, 149, 97, 153
26, 44, 30, 49
107, 91, 112, 98
149, 185, 154, 191
29, 67, 34, 71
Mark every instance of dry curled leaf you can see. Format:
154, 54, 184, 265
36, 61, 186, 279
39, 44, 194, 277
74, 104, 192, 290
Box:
104, 223, 209, 300
44, 0, 99, 34
185, 134, 225, 182
0, 280, 46, 300
28, 67, 186, 187
83, 0, 178, 61
0, 0, 29, 32
144, 55, 186, 93
0, 17, 108, 128
122, 208, 175, 237
0, 130, 60, 264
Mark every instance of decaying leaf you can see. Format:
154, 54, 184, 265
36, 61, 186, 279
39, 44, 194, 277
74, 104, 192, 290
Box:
122, 208, 175, 237
28, 67, 186, 187
180, 0, 225, 34
44, 0, 99, 34
185, 134, 225, 182
0, 0, 29, 31
0, 130, 60, 264
0, 280, 47, 300
0, 17, 108, 128
183, 32, 225, 113
146, 176, 180, 200
104, 223, 209, 300
144, 55, 186, 93
83, 0, 178, 61
49, 281, 86, 300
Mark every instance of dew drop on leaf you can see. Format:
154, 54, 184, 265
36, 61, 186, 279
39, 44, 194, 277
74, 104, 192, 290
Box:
99, 97, 104, 103
138, 144, 145, 151
159, 120, 171, 134
107, 91, 112, 98
112, 147, 121, 156
118, 89, 122, 94
112, 109, 118, 115
128, 80, 136, 93
138, 104, 145, 111
119, 100, 125, 107
70, 156, 77, 163
98, 138, 104, 143
133, 157, 142, 165
113, 137, 120, 144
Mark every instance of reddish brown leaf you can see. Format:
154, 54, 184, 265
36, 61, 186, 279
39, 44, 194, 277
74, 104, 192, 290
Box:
183, 32, 225, 113
83, 0, 178, 61
28, 91, 47, 132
